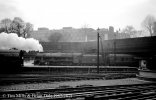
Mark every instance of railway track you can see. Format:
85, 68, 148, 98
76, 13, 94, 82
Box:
0, 73, 136, 85
0, 82, 156, 100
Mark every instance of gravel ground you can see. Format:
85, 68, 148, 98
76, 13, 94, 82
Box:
0, 78, 150, 91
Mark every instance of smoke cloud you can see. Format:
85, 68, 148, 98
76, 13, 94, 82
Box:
0, 32, 43, 52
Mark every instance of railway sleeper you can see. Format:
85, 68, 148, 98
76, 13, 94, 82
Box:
117, 91, 156, 100
93, 92, 138, 100
66, 89, 140, 100
135, 95, 156, 100
96, 91, 141, 99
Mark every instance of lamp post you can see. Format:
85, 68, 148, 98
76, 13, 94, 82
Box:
114, 31, 117, 65
97, 28, 100, 74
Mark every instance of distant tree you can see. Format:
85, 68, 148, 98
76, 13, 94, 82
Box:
0, 28, 4, 33
0, 17, 33, 37
122, 26, 137, 38
0, 18, 12, 33
23, 22, 33, 38
142, 15, 156, 36
152, 22, 156, 36
11, 17, 25, 36
48, 32, 62, 42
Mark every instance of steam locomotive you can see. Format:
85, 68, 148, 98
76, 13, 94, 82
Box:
34, 52, 138, 67
0, 49, 24, 73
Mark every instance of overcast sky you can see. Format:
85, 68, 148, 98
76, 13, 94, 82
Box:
0, 0, 156, 30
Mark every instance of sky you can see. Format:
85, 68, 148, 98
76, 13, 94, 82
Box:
0, 0, 156, 30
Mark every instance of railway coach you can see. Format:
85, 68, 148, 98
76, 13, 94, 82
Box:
34, 53, 82, 66
34, 52, 138, 67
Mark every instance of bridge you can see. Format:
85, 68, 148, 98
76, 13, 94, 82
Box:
100, 36, 156, 56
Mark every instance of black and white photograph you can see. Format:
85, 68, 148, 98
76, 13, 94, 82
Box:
0, 0, 156, 99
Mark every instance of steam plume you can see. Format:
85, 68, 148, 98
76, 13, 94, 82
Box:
0, 32, 43, 52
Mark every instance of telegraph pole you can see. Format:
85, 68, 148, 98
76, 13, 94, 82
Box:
97, 28, 100, 74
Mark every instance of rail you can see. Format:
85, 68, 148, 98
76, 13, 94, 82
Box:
1, 83, 156, 100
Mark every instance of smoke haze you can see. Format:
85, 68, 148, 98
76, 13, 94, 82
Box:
0, 32, 43, 52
